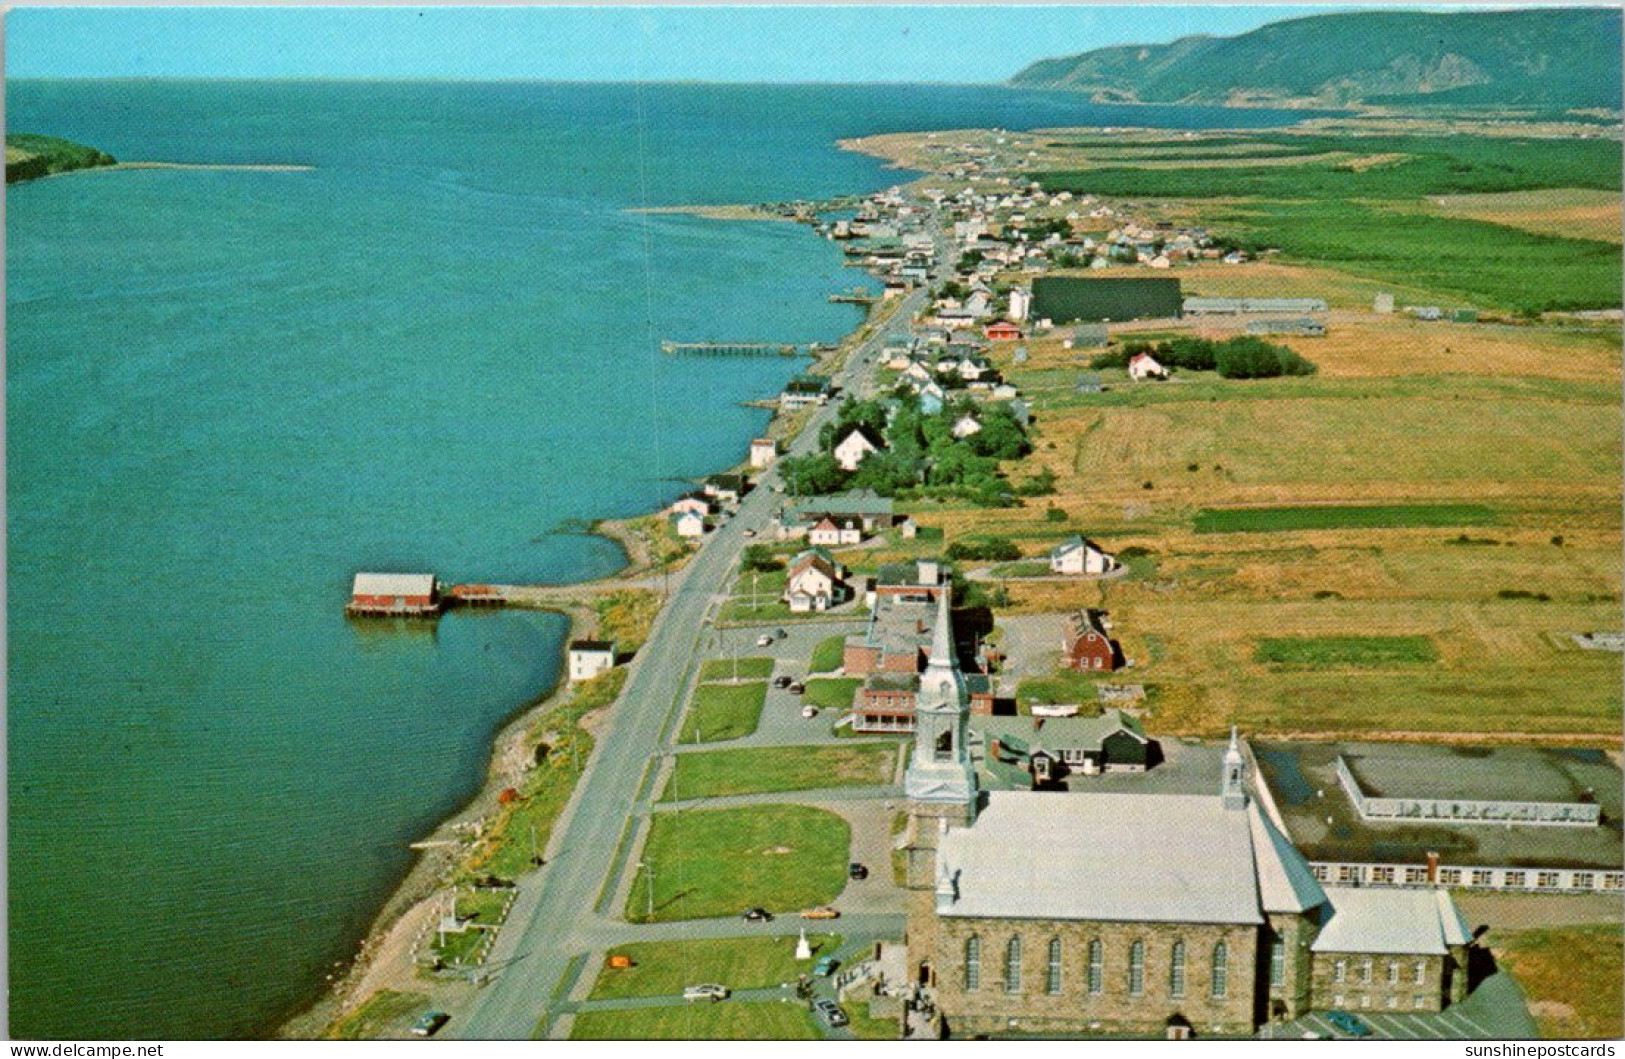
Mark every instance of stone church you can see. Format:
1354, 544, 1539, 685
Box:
900, 592, 1475, 1038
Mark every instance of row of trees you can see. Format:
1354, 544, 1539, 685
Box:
779, 392, 1032, 507
1092, 336, 1317, 379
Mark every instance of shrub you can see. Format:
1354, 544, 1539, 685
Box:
1045, 507, 1069, 523
1213, 337, 1317, 379
945, 536, 1022, 561
740, 545, 784, 573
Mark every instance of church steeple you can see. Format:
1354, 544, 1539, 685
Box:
1221, 726, 1248, 810
904, 583, 977, 816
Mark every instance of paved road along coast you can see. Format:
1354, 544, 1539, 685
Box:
454, 284, 929, 1039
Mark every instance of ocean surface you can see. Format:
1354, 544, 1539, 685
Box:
6, 80, 1311, 1039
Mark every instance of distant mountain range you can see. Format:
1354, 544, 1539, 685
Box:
1008, 7, 1623, 111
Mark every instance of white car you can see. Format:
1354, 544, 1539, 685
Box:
757, 634, 775, 647
801, 705, 818, 719
683, 983, 730, 1002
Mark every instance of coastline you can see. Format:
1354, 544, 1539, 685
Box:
625, 203, 793, 223
281, 239, 879, 1039
19, 161, 314, 184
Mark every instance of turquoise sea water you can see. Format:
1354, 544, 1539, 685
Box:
6, 81, 1311, 1039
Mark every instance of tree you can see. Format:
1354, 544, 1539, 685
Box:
777, 452, 846, 496
740, 545, 783, 573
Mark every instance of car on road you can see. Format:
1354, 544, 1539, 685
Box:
788, 682, 805, 695
742, 528, 756, 538
775, 629, 787, 640
1325, 1011, 1372, 1038
813, 999, 849, 1028
683, 983, 731, 1002
813, 956, 840, 977
801, 906, 840, 920
742, 907, 774, 922
773, 675, 793, 689
801, 705, 818, 719
410, 1012, 450, 1037
847, 862, 868, 880
757, 634, 776, 647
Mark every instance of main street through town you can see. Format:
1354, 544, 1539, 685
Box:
452, 277, 930, 1039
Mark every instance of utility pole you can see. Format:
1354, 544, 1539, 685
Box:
637, 860, 655, 922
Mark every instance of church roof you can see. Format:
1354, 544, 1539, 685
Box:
938, 791, 1274, 926
1249, 804, 1328, 914
1311, 886, 1473, 956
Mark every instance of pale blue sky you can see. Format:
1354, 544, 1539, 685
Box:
7, 6, 1359, 82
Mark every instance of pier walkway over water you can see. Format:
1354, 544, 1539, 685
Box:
660, 340, 807, 357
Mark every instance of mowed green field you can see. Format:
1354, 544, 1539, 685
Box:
679, 681, 768, 744
569, 1001, 822, 1040
588, 934, 842, 1000
628, 805, 849, 922
662, 744, 896, 801
1254, 634, 1440, 667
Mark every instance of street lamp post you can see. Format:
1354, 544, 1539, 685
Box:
637, 860, 655, 922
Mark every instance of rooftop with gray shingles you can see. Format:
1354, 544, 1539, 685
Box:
1255, 741, 1625, 869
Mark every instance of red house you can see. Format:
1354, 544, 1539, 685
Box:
1063, 609, 1116, 671
985, 321, 1022, 341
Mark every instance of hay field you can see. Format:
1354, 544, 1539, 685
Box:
918, 316, 1621, 741
1425, 188, 1622, 244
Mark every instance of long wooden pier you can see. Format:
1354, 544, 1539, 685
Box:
660, 340, 806, 357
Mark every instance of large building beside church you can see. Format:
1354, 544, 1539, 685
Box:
899, 593, 1476, 1038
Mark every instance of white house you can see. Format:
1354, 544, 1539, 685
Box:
783, 549, 849, 613
667, 492, 713, 517
951, 414, 982, 439
749, 438, 777, 470
807, 514, 865, 547
1127, 351, 1169, 380
1008, 288, 1031, 322
1049, 535, 1119, 576
673, 510, 707, 539
917, 380, 947, 414
567, 640, 617, 683
833, 424, 885, 472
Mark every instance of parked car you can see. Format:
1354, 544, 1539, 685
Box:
742, 529, 756, 538
742, 907, 774, 922
773, 675, 793, 689
683, 983, 730, 1002
757, 634, 776, 647
813, 999, 849, 1028
801, 906, 840, 920
1326, 1011, 1372, 1038
789, 682, 805, 695
801, 705, 818, 719
410, 1012, 450, 1037
848, 862, 869, 881
813, 956, 841, 977
775, 629, 788, 640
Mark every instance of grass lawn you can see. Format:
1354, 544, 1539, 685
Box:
1015, 668, 1103, 708
662, 744, 896, 801
698, 657, 775, 682
846, 999, 903, 1041
680, 681, 768, 744
1495, 924, 1623, 1039
588, 934, 841, 999
593, 589, 662, 655
1255, 634, 1439, 668
1194, 503, 1499, 535
627, 804, 850, 922
809, 634, 846, 673
989, 559, 1054, 578
457, 886, 512, 925
803, 677, 861, 710
570, 1001, 822, 1040
326, 990, 430, 1040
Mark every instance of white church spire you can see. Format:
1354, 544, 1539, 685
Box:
1221, 725, 1248, 810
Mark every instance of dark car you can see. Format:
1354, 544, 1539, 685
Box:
847, 862, 869, 880
773, 675, 793, 689
814, 956, 841, 977
410, 1011, 450, 1037
1326, 1010, 1372, 1038
742, 907, 774, 922
813, 999, 849, 1028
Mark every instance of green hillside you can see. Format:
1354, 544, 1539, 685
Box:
1009, 7, 1623, 111
6, 133, 117, 184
